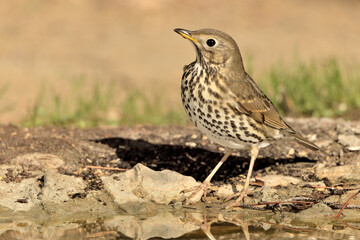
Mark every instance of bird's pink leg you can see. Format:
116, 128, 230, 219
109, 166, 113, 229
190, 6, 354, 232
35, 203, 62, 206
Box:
185, 148, 234, 204
226, 146, 259, 208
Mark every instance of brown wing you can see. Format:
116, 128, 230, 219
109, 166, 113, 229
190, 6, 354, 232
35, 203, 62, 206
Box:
227, 73, 294, 131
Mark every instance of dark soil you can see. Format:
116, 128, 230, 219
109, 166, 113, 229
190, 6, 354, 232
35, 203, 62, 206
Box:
0, 118, 358, 187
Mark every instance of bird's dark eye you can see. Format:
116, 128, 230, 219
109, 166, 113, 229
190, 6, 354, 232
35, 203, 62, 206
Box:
206, 39, 216, 47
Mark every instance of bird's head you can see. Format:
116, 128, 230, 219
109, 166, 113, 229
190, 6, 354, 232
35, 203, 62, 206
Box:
174, 28, 243, 68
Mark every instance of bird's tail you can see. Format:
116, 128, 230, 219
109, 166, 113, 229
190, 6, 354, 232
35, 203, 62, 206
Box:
292, 133, 319, 151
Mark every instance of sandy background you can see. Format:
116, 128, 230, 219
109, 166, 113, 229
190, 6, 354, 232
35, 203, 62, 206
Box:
0, 0, 359, 123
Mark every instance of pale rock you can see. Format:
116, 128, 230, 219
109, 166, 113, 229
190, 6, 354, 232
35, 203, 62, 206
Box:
258, 175, 302, 187
352, 125, 360, 134
296, 202, 334, 219
101, 163, 199, 206
315, 163, 360, 182
41, 169, 87, 203
339, 190, 360, 206
10, 153, 65, 169
261, 185, 279, 202
338, 134, 360, 150
0, 178, 41, 211
216, 184, 235, 199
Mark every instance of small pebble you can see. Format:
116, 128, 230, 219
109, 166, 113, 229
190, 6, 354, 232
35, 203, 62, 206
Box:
298, 151, 308, 157
348, 146, 360, 151
287, 148, 295, 156
173, 202, 183, 210
185, 142, 196, 147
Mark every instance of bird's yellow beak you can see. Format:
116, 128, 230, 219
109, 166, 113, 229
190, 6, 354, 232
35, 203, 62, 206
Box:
174, 28, 199, 43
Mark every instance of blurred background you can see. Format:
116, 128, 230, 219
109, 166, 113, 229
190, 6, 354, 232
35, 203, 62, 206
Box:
0, 0, 359, 127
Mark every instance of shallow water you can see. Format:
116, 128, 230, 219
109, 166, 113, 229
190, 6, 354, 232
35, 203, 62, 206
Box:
1, 206, 359, 240
2, 223, 359, 240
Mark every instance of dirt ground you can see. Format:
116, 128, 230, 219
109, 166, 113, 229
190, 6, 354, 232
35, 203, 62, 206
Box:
0, 118, 359, 200
1, 0, 360, 123
0, 118, 360, 238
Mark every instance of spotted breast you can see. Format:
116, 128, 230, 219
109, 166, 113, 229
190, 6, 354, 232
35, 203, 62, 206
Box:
181, 62, 274, 150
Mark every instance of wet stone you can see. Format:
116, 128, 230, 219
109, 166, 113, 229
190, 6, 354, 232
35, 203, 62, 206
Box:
295, 202, 335, 220
101, 163, 200, 207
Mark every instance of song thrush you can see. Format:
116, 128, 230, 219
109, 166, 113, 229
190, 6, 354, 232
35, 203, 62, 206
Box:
174, 28, 319, 206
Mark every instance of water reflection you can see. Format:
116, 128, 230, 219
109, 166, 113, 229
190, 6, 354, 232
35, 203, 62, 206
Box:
0, 206, 359, 239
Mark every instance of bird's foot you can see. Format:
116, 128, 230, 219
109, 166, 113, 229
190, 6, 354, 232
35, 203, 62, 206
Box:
183, 181, 210, 205
224, 188, 247, 202
225, 189, 248, 209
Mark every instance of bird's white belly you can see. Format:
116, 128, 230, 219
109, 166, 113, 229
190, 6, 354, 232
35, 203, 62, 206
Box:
187, 100, 270, 150
196, 122, 248, 149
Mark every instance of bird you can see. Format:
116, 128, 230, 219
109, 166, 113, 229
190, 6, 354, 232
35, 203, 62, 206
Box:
174, 28, 319, 207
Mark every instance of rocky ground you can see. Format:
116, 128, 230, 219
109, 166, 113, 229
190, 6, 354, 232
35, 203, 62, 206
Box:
0, 118, 359, 239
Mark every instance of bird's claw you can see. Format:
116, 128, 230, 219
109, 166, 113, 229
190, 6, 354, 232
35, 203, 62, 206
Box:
184, 181, 210, 205
225, 190, 248, 209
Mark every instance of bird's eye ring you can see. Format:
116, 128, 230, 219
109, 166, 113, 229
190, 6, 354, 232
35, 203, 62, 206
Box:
206, 39, 216, 47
